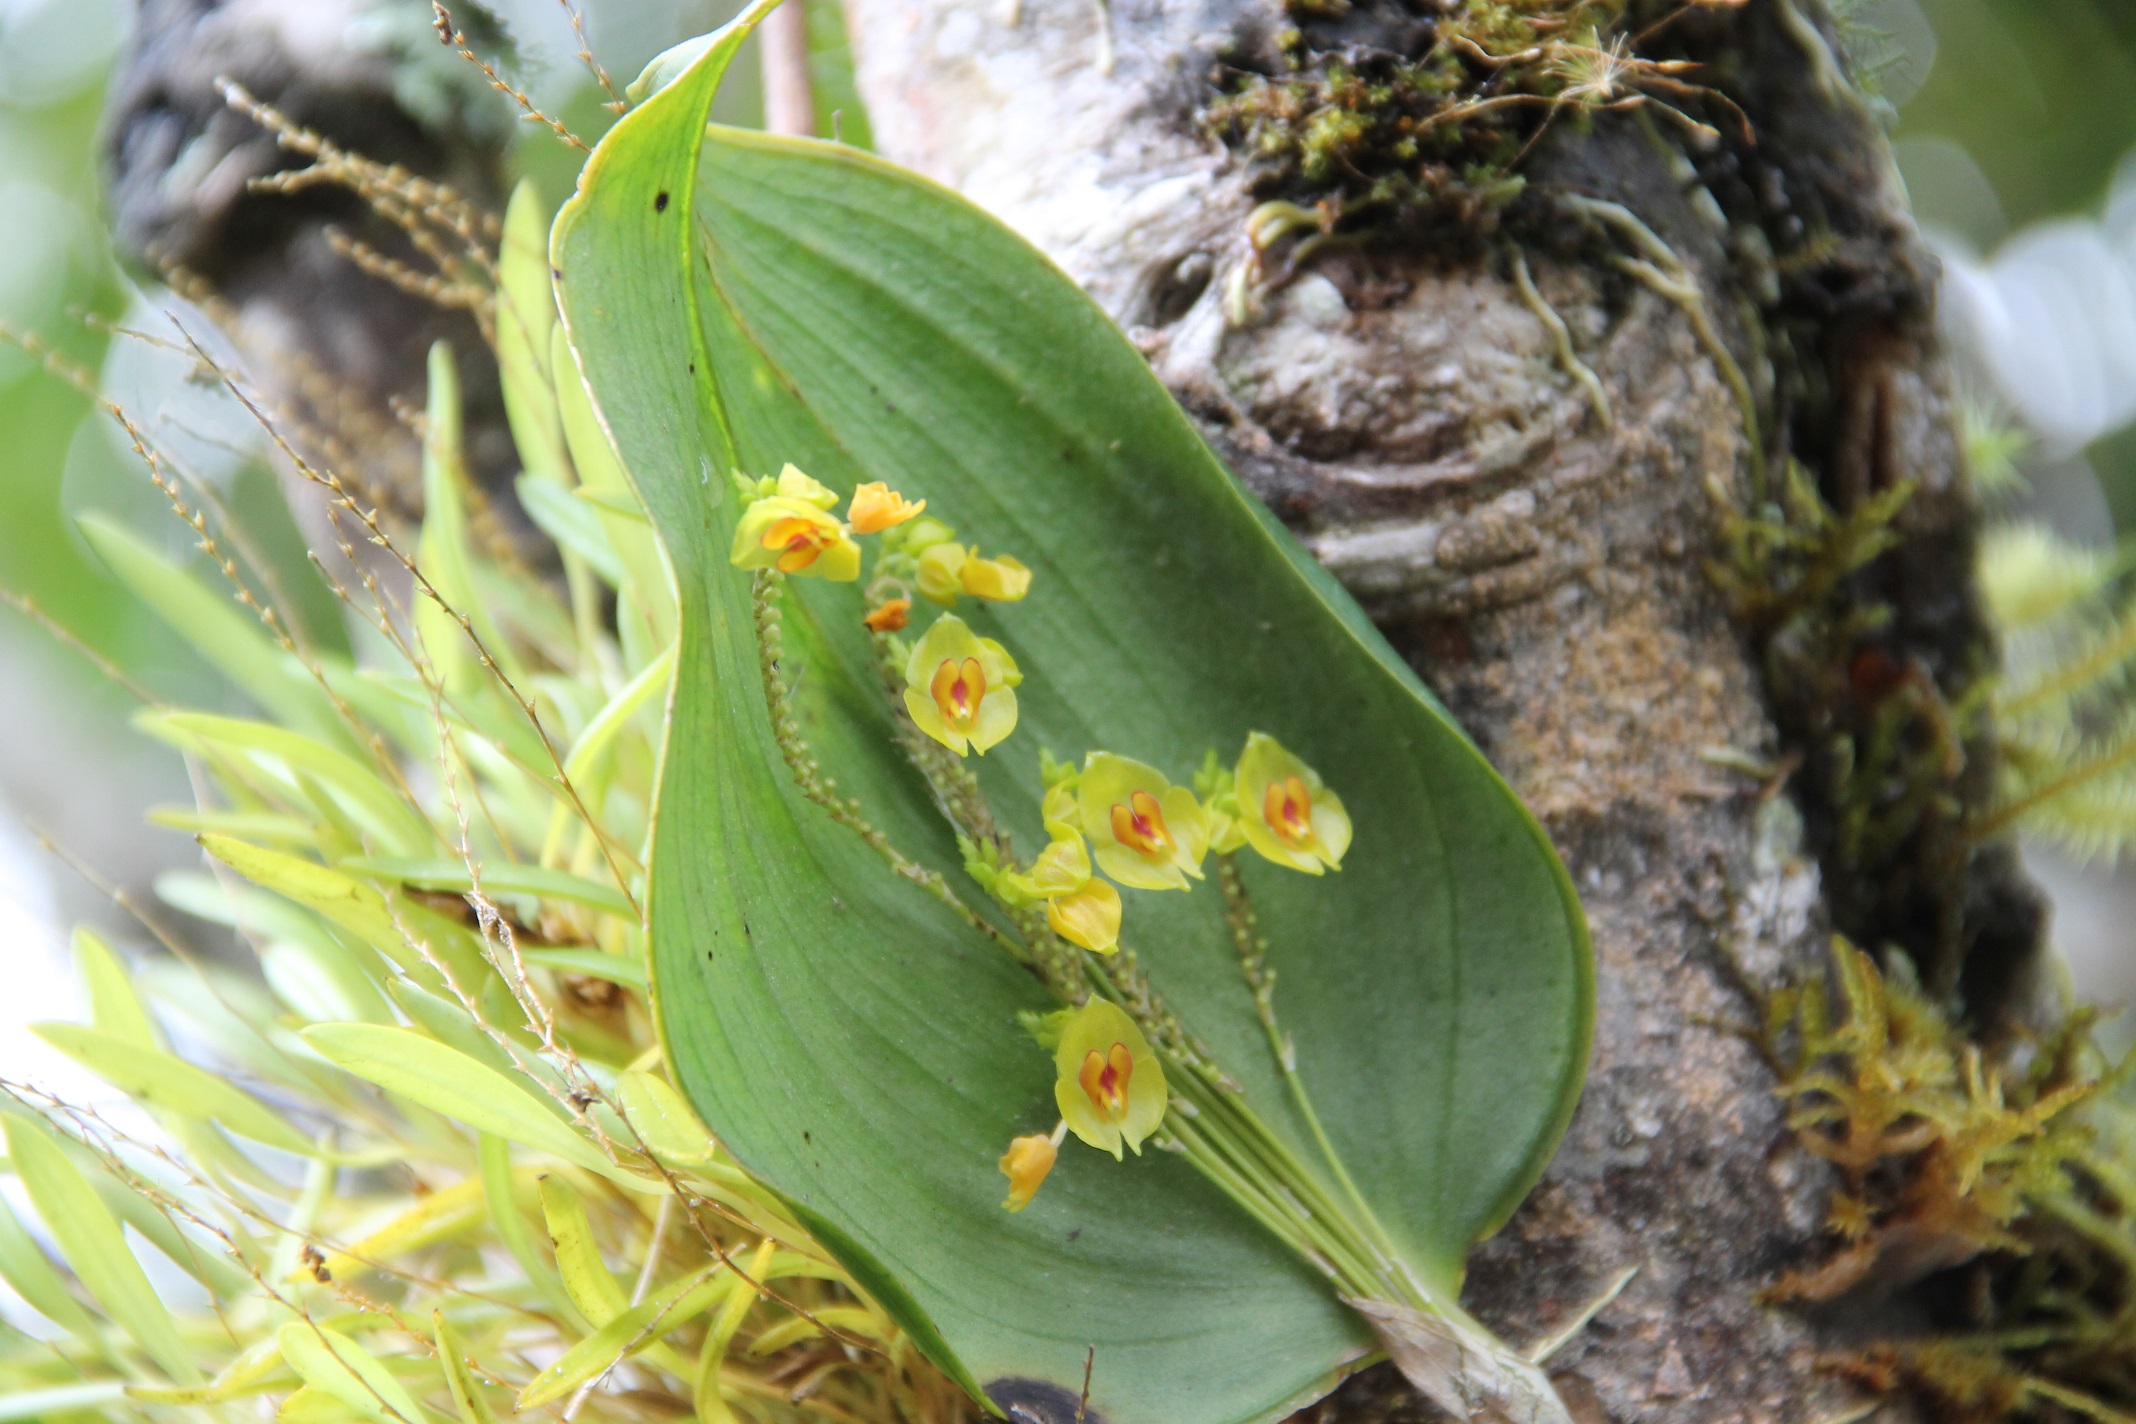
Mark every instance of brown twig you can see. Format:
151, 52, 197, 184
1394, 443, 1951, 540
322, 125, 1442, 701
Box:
432, 2, 588, 151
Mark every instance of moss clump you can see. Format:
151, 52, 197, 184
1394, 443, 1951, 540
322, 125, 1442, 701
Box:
1763, 941, 2136, 1424
1202, 0, 1631, 232
1708, 459, 2003, 999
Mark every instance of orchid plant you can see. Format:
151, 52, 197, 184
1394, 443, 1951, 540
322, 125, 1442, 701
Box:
730, 466, 1392, 1256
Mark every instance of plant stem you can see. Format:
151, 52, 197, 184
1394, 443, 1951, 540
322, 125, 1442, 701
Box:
1216, 855, 1419, 1298
840, 579, 1430, 1311
752, 572, 1028, 960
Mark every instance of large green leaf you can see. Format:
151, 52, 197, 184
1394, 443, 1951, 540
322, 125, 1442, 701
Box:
553, 18, 1591, 1423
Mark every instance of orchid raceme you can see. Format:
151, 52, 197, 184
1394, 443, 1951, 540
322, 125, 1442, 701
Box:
1079, 753, 1211, 890
1053, 1001, 1167, 1159
902, 615, 1021, 756
998, 1124, 1066, 1212
1235, 733, 1352, 874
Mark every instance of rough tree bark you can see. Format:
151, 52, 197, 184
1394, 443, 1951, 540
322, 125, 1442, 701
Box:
836, 1, 2041, 1420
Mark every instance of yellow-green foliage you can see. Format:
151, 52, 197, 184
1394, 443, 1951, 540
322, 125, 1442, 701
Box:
1977, 522, 2136, 860
1765, 942, 2136, 1424
1708, 458, 1991, 990
1964, 404, 2034, 504
1201, 0, 1635, 231
0, 176, 972, 1424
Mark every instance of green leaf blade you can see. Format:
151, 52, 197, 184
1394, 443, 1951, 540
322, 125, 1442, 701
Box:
555, 41, 1590, 1424
3, 1119, 200, 1384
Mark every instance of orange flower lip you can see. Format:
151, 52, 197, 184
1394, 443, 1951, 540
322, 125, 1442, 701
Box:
762, 515, 832, 572
1109, 790, 1174, 859
1077, 1043, 1134, 1123
1264, 774, 1316, 849
929, 656, 987, 732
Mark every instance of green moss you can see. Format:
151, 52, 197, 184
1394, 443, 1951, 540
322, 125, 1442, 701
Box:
1708, 460, 2001, 997
1201, 0, 1628, 231
1764, 941, 2136, 1424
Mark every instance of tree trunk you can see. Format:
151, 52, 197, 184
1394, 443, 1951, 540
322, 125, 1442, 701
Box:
837, 2, 2043, 1419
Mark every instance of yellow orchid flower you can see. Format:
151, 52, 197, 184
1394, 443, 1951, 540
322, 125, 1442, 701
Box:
916, 542, 968, 605
1001, 832, 1122, 954
772, 463, 840, 509
847, 481, 924, 534
902, 615, 1020, 756
1008, 835, 1094, 898
998, 1126, 1063, 1212
729, 497, 861, 580
1046, 879, 1121, 955
1078, 753, 1209, 891
882, 513, 956, 556
1235, 732, 1352, 874
728, 464, 858, 579
960, 549, 1032, 602
1054, 1000, 1166, 1158
1039, 758, 1081, 839
913, 542, 1034, 605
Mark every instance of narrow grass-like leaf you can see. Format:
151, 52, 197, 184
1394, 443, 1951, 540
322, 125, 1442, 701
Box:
200, 836, 484, 989
537, 1174, 628, 1325
129, 1338, 295, 1404
339, 858, 633, 917
433, 1314, 499, 1424
3, 1119, 199, 1383
0, 1381, 129, 1421
515, 1261, 728, 1410
73, 928, 156, 1048
614, 1071, 715, 1165
498, 181, 568, 487
31, 1024, 315, 1155
274, 1322, 423, 1424
521, 948, 646, 988
301, 1024, 609, 1173
313, 1175, 488, 1279
563, 643, 675, 787
479, 1135, 579, 1327
416, 343, 519, 695
693, 1236, 775, 1424
278, 1384, 363, 1424
78, 516, 346, 744
515, 474, 625, 585
145, 717, 431, 854
0, 1190, 98, 1341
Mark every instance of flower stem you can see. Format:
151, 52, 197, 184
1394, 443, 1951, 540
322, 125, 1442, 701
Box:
751, 572, 1027, 961
1217, 854, 1420, 1299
